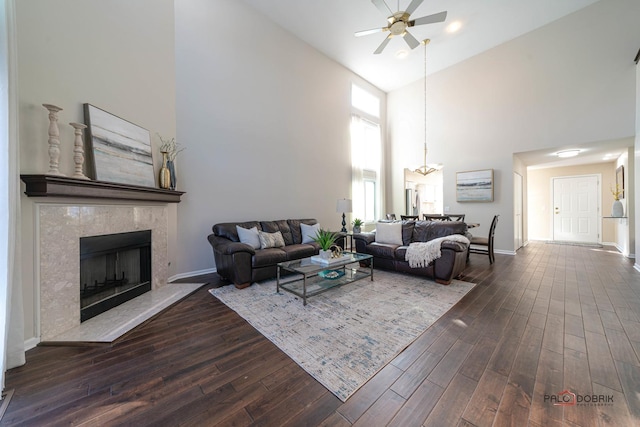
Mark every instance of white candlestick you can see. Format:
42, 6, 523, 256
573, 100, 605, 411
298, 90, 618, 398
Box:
42, 103, 65, 176
69, 122, 89, 180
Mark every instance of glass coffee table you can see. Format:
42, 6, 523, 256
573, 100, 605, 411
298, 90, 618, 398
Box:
276, 252, 373, 305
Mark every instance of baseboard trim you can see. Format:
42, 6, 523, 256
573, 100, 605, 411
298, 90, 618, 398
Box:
495, 249, 516, 256
169, 267, 217, 282
24, 337, 39, 351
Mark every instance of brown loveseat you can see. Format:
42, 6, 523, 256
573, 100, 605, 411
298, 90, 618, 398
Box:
208, 219, 324, 289
353, 220, 469, 284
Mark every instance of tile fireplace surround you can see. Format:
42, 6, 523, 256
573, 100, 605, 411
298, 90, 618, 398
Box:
38, 203, 172, 341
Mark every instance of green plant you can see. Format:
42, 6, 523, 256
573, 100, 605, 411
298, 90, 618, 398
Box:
312, 229, 338, 251
352, 218, 364, 227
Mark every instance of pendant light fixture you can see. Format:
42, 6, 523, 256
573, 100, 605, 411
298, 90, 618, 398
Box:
414, 38, 440, 176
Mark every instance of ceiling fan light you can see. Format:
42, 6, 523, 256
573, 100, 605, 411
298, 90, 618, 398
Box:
396, 49, 409, 59
557, 149, 580, 158
446, 21, 462, 33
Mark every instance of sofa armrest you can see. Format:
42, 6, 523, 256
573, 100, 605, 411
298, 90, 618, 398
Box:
208, 234, 256, 256
353, 232, 375, 253
353, 232, 375, 245
207, 234, 255, 287
441, 240, 468, 253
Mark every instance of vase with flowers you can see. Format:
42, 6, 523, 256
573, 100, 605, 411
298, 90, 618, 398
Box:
611, 184, 624, 217
159, 135, 185, 190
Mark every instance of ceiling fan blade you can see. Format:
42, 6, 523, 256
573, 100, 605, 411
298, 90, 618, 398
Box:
371, 0, 393, 17
403, 31, 420, 50
410, 11, 448, 26
405, 0, 424, 16
374, 35, 392, 54
355, 27, 388, 37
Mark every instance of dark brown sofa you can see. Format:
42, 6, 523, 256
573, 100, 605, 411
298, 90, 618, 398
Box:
208, 219, 322, 289
353, 220, 469, 284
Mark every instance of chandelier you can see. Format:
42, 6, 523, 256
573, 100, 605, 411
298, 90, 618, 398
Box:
414, 39, 440, 176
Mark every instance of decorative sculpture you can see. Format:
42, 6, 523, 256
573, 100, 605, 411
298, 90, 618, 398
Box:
42, 104, 65, 176
69, 122, 89, 180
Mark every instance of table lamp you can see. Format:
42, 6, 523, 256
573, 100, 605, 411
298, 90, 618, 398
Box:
336, 198, 352, 233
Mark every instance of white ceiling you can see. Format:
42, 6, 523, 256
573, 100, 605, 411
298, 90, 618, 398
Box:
243, 0, 600, 92
242, 0, 632, 169
516, 138, 630, 170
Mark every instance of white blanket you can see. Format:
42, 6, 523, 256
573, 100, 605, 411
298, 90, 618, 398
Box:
405, 235, 470, 268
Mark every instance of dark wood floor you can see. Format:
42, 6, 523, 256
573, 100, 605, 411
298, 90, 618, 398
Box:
3, 241, 640, 426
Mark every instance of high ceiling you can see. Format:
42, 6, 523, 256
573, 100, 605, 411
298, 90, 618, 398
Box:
242, 0, 631, 169
243, 0, 600, 92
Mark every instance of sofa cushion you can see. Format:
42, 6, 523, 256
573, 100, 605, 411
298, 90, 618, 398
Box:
375, 222, 403, 245
300, 223, 320, 244
365, 242, 400, 259
252, 248, 287, 267
261, 220, 294, 246
401, 221, 416, 245
236, 226, 261, 249
282, 244, 317, 260
411, 221, 467, 243
288, 219, 318, 244
411, 221, 434, 242
258, 230, 285, 249
214, 221, 261, 242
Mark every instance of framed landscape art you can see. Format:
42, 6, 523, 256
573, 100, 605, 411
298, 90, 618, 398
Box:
83, 104, 156, 188
616, 165, 624, 199
456, 169, 494, 202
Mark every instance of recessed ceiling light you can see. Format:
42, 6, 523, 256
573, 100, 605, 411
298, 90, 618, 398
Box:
446, 21, 462, 33
557, 149, 580, 158
395, 49, 408, 59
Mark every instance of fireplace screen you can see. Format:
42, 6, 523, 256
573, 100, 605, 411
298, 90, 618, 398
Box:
80, 230, 152, 322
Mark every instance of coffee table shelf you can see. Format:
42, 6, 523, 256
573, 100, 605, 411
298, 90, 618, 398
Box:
277, 252, 373, 305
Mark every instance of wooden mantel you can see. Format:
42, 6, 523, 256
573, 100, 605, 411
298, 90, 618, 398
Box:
20, 175, 185, 203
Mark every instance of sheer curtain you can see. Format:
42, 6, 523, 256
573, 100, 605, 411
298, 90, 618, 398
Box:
350, 115, 365, 220
1, 0, 25, 395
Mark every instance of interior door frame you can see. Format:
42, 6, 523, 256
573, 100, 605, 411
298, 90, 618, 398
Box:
514, 172, 523, 250
550, 174, 601, 244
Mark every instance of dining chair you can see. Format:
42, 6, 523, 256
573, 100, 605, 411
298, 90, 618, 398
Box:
400, 215, 419, 220
424, 214, 450, 221
468, 214, 499, 264
448, 214, 465, 222
386, 214, 397, 220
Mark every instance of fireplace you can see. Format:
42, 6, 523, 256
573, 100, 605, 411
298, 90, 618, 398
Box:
80, 230, 152, 322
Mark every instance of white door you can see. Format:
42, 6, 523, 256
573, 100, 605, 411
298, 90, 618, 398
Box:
514, 172, 523, 250
552, 175, 599, 243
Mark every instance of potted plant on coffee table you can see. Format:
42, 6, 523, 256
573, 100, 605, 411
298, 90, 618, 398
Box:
312, 229, 338, 259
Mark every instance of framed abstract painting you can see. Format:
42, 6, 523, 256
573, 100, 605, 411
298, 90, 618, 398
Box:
456, 169, 494, 202
83, 104, 156, 188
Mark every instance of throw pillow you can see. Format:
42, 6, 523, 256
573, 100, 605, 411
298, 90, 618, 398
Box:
258, 230, 286, 249
236, 226, 261, 249
375, 222, 403, 245
300, 222, 320, 244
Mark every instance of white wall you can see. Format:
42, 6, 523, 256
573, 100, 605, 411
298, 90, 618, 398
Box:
174, 0, 386, 275
16, 0, 176, 341
388, 0, 640, 253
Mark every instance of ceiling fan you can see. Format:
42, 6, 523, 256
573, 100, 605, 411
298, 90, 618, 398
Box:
355, 0, 447, 54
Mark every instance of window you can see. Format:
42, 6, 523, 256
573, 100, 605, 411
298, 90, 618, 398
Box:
351, 85, 380, 118
351, 84, 381, 223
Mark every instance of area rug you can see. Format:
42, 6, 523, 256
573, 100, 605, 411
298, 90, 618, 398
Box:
209, 270, 475, 401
